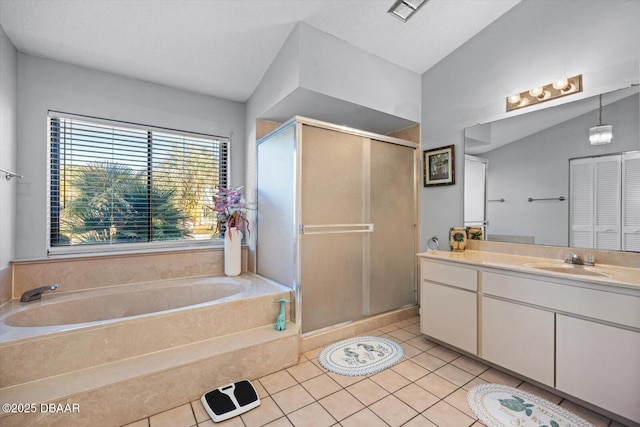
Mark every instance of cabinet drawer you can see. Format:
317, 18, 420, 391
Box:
421, 259, 477, 291
482, 271, 640, 329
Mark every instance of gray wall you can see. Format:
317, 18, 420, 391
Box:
420, 0, 640, 250
16, 54, 246, 260
244, 24, 303, 270
484, 93, 639, 246
297, 23, 420, 123
246, 23, 421, 270
0, 26, 17, 270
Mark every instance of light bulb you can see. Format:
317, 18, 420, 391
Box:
529, 87, 543, 97
507, 94, 521, 104
552, 78, 570, 91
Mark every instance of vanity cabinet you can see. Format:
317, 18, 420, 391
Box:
556, 314, 640, 423
481, 296, 554, 387
420, 259, 477, 354
418, 254, 640, 425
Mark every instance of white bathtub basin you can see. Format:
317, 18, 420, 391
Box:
5, 277, 247, 328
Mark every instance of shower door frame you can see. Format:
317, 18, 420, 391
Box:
291, 117, 420, 335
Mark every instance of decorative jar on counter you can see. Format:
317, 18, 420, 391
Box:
466, 226, 483, 241
449, 227, 467, 252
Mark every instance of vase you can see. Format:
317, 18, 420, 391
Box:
224, 227, 243, 276
449, 227, 467, 252
466, 226, 483, 241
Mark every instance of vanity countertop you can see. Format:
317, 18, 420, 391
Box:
418, 250, 640, 290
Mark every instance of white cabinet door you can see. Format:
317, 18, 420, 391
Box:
421, 281, 477, 354
622, 151, 640, 251
482, 296, 554, 387
556, 314, 640, 424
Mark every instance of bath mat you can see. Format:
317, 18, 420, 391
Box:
317, 336, 404, 376
467, 384, 594, 427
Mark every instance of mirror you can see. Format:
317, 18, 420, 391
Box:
464, 84, 640, 251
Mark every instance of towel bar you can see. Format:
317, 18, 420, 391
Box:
0, 168, 23, 181
528, 196, 565, 202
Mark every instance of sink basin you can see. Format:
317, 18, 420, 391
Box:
524, 262, 615, 278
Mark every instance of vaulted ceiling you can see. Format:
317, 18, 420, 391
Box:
0, 0, 520, 102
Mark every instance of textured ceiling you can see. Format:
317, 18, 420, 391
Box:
0, 0, 520, 102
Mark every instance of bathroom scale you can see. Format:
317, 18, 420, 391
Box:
201, 379, 261, 423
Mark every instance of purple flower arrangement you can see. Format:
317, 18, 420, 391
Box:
213, 186, 250, 240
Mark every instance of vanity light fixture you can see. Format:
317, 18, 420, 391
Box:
388, 0, 430, 22
589, 94, 613, 145
506, 74, 583, 112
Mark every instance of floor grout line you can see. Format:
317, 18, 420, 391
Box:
127, 315, 619, 427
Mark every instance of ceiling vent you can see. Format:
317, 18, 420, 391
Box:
388, 0, 430, 22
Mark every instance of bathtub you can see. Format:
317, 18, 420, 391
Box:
0, 272, 298, 426
0, 273, 293, 388
2, 275, 249, 332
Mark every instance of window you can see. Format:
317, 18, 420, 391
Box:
48, 112, 229, 253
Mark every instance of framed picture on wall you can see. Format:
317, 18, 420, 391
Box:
423, 144, 455, 186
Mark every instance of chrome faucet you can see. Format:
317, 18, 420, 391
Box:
565, 253, 584, 265
20, 284, 59, 302
565, 253, 595, 266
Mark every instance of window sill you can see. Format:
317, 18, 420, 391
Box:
18, 242, 230, 263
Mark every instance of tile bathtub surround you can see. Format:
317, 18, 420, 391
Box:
0, 266, 10, 305
0, 284, 292, 387
1, 325, 300, 427
11, 246, 248, 297
122, 317, 626, 427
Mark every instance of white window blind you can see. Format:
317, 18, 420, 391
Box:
48, 112, 228, 251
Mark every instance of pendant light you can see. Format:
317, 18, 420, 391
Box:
589, 94, 613, 145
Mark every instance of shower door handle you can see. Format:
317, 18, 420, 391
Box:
300, 223, 374, 235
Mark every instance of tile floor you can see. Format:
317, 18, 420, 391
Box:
122, 317, 627, 427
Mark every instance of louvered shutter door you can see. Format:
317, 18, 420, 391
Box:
593, 155, 621, 250
622, 152, 640, 251
569, 158, 594, 248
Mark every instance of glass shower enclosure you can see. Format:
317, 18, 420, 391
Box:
257, 117, 418, 334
